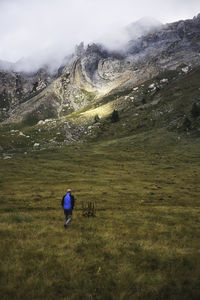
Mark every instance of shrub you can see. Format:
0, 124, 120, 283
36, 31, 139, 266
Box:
82, 202, 96, 217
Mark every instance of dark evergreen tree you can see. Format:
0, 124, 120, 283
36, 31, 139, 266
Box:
111, 109, 119, 123
182, 117, 191, 130
191, 102, 200, 118
94, 114, 100, 123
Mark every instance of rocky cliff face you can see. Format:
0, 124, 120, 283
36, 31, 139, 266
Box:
0, 68, 56, 122
1, 14, 200, 125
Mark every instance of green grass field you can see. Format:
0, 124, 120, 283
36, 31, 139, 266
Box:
0, 129, 200, 300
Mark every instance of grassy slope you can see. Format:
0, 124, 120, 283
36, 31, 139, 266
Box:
1, 67, 200, 153
94, 67, 200, 140
0, 130, 200, 300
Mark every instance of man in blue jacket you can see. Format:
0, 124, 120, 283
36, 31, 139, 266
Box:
61, 189, 75, 228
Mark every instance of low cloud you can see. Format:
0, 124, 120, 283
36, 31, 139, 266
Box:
0, 0, 199, 72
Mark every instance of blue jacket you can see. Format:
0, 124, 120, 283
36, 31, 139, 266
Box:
62, 192, 73, 209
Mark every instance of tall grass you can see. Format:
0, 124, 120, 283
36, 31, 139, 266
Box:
0, 130, 200, 299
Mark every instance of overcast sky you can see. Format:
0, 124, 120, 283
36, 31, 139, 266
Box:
0, 0, 199, 70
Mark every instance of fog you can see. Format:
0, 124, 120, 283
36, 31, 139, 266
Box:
0, 0, 199, 72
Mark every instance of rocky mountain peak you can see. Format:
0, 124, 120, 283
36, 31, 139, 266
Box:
0, 14, 200, 127
193, 13, 200, 24
74, 42, 85, 57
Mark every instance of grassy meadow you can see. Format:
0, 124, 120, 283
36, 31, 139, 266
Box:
0, 130, 200, 299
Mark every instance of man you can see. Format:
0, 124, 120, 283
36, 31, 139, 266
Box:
61, 189, 75, 228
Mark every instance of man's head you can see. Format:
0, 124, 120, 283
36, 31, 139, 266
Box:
67, 189, 71, 193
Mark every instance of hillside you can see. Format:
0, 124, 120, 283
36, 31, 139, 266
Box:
0, 64, 200, 155
0, 14, 200, 151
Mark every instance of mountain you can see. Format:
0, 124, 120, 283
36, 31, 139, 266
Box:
0, 67, 56, 122
0, 14, 200, 152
